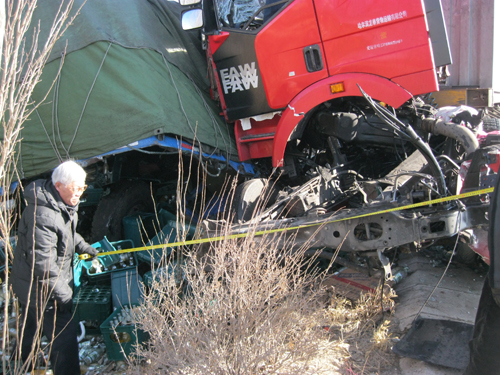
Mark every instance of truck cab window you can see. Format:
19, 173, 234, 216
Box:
215, 0, 286, 30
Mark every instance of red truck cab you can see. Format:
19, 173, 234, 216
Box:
184, 0, 450, 166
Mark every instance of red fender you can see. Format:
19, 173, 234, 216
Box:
271, 73, 413, 167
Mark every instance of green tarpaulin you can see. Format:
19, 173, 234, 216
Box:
17, 0, 238, 180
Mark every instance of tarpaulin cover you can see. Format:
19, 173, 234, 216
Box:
16, 0, 238, 180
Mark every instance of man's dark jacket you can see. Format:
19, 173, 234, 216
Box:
11, 179, 97, 306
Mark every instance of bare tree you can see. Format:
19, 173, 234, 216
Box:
0, 0, 81, 372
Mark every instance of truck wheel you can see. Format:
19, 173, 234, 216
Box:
232, 178, 276, 223
91, 181, 154, 242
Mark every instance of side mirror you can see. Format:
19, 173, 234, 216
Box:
179, 0, 201, 6
182, 9, 203, 30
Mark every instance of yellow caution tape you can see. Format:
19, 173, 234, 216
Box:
79, 187, 494, 261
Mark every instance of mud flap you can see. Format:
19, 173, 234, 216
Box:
392, 317, 473, 370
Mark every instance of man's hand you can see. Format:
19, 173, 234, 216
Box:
80, 248, 99, 261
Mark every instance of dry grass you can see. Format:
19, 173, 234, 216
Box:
322, 285, 400, 374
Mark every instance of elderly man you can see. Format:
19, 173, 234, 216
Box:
11, 160, 98, 375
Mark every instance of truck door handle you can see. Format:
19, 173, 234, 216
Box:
303, 44, 324, 72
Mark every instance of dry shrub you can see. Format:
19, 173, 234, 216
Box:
124, 170, 401, 375
324, 285, 400, 374
127, 220, 342, 375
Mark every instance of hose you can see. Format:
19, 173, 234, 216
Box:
357, 85, 447, 196
421, 118, 479, 156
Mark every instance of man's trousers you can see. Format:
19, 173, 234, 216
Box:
19, 301, 80, 375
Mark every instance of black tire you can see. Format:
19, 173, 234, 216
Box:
91, 181, 155, 242
231, 178, 277, 223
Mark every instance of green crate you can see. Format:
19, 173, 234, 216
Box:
73, 285, 112, 324
143, 261, 184, 290
137, 221, 196, 265
123, 213, 159, 248
82, 238, 137, 280
111, 267, 143, 309
100, 305, 144, 361
84, 271, 112, 286
96, 239, 135, 270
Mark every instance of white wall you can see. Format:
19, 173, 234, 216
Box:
440, 0, 498, 93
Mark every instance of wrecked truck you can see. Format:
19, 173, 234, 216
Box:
177, 0, 498, 275
10, 0, 499, 276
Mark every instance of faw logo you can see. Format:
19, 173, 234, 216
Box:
220, 62, 258, 95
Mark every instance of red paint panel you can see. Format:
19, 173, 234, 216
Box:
314, 0, 426, 42
392, 69, 439, 97
237, 138, 275, 161
314, 0, 435, 95
321, 17, 434, 77
208, 32, 230, 55
255, 0, 328, 109
235, 115, 280, 160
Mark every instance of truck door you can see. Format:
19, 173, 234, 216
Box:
210, 0, 328, 122
313, 0, 438, 97
209, 30, 274, 122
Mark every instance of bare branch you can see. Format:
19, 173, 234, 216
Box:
0, 0, 82, 372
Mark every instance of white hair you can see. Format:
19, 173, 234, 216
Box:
51, 161, 86, 186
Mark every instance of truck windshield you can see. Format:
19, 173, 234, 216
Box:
215, 0, 288, 29
215, 0, 264, 27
